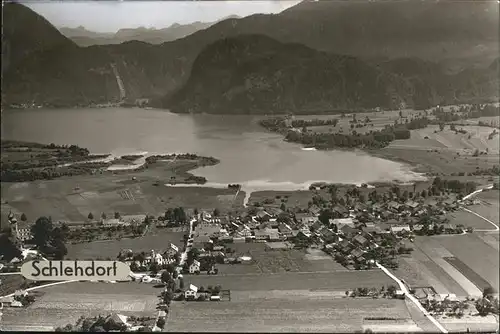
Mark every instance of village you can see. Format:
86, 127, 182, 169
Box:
2, 177, 498, 332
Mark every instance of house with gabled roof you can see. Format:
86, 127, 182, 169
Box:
308, 205, 321, 216
234, 225, 252, 238
390, 225, 411, 235
405, 200, 420, 210
319, 228, 337, 243
387, 201, 402, 212
350, 248, 365, 260
294, 213, 316, 225
105, 313, 130, 329
340, 225, 358, 238
311, 220, 324, 233
332, 205, 349, 217
267, 207, 284, 216
185, 284, 198, 300
189, 260, 201, 274
331, 218, 354, 230
337, 239, 353, 254
256, 210, 272, 221
166, 243, 179, 258
353, 234, 369, 247
278, 223, 293, 238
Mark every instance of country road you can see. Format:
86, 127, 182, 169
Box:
463, 207, 499, 232
376, 183, 498, 333
460, 184, 498, 232
376, 262, 448, 333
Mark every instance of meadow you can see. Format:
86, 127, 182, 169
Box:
66, 231, 184, 259
395, 233, 498, 298
0, 282, 159, 331
1, 169, 240, 227
167, 297, 418, 332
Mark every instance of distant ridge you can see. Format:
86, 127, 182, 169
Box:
2, 3, 498, 111
59, 15, 242, 46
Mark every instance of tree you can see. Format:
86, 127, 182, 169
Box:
156, 317, 166, 329
20, 213, 27, 222
161, 271, 171, 284
212, 285, 222, 294
163, 290, 174, 305
280, 203, 286, 211
166, 263, 176, 274
88, 212, 94, 220
0, 234, 22, 261
114, 212, 120, 219
213, 208, 220, 217
475, 298, 493, 316
150, 263, 160, 276
179, 278, 185, 289
483, 287, 495, 299
130, 262, 139, 272
53, 238, 68, 260
31, 216, 53, 248
101, 212, 107, 220
387, 285, 397, 297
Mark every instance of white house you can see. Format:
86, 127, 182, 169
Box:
185, 284, 198, 300
390, 225, 411, 234
120, 215, 146, 225
102, 218, 130, 227
189, 260, 201, 274
166, 243, 179, 258
330, 218, 354, 230
150, 250, 168, 266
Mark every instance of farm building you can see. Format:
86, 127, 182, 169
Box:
185, 284, 198, 300
390, 225, 411, 234
331, 218, 354, 229
189, 260, 201, 274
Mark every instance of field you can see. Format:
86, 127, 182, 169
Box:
183, 270, 394, 292
379, 124, 499, 175
304, 109, 426, 135
395, 233, 499, 298
446, 209, 497, 231
468, 189, 500, 227
66, 231, 184, 259
0, 282, 159, 331
216, 244, 346, 275
247, 190, 313, 209
0, 274, 26, 296
167, 295, 419, 332
1, 166, 241, 227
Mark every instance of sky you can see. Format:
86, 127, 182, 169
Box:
24, 1, 301, 33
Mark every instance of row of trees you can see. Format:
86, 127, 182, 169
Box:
31, 216, 68, 259
162, 207, 188, 224
261, 115, 431, 149
433, 104, 499, 122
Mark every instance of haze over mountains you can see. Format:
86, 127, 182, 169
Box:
2, 1, 499, 112
59, 16, 240, 46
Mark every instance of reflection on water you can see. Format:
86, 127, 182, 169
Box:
1, 107, 426, 190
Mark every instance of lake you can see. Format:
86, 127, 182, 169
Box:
1, 107, 426, 191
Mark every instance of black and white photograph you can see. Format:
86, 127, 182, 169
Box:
1, 0, 499, 332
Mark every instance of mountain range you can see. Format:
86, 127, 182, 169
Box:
59, 16, 240, 46
2, 1, 499, 112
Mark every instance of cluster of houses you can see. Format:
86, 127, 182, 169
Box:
184, 193, 468, 269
